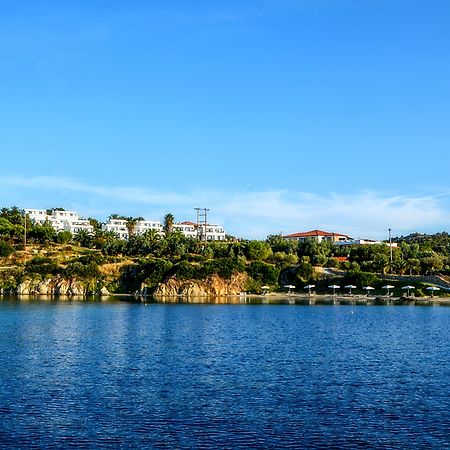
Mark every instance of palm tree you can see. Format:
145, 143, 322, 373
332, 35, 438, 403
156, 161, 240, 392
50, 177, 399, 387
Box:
74, 229, 92, 248
406, 258, 421, 275
373, 253, 389, 275
126, 217, 139, 238
163, 213, 175, 234
393, 259, 407, 275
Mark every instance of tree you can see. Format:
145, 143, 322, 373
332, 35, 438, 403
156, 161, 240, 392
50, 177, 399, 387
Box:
297, 240, 332, 265
244, 240, 271, 261
393, 258, 407, 275
0, 206, 24, 225
125, 231, 162, 257
247, 261, 280, 285
373, 253, 389, 275
164, 231, 187, 257
406, 258, 421, 275
56, 231, 73, 244
28, 223, 55, 244
266, 234, 297, 254
295, 256, 315, 283
270, 251, 298, 268
88, 218, 102, 232
0, 241, 14, 257
420, 252, 444, 275
125, 217, 139, 238
0, 218, 17, 241
343, 269, 379, 289
101, 231, 125, 256
163, 213, 175, 234
74, 229, 93, 248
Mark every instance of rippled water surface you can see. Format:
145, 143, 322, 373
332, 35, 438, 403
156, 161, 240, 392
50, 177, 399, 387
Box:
1, 298, 450, 449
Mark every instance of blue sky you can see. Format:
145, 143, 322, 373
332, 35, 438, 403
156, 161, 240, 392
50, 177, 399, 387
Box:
1, 0, 449, 239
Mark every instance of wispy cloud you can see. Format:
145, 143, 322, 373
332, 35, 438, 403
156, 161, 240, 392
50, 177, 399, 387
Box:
1, 175, 448, 240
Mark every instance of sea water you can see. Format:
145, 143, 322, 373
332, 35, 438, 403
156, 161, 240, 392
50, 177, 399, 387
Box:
0, 298, 449, 448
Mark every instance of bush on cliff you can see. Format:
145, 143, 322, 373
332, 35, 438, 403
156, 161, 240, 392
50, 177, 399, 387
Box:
25, 256, 60, 276
65, 261, 101, 279
119, 258, 174, 292
246, 261, 280, 286
167, 257, 246, 281
244, 240, 272, 261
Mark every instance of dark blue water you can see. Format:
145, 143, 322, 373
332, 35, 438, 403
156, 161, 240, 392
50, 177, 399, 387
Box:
0, 299, 449, 449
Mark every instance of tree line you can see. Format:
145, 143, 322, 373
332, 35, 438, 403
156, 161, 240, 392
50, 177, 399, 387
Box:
1, 206, 450, 293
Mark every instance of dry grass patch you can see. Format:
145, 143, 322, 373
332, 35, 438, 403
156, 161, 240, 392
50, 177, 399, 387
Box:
100, 260, 134, 277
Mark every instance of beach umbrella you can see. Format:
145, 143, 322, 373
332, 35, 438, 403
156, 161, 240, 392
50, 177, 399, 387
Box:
261, 285, 270, 290
328, 285, 340, 295
382, 285, 395, 295
304, 284, 315, 295
363, 286, 375, 295
426, 286, 440, 297
284, 284, 295, 294
344, 284, 356, 294
401, 285, 415, 296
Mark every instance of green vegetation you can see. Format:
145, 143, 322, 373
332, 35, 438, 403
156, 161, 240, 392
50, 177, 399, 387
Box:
1, 206, 450, 296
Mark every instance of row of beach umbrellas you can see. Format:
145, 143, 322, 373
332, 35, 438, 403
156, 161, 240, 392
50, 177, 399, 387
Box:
273, 284, 443, 297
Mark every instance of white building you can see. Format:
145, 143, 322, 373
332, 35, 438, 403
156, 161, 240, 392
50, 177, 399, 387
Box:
335, 239, 398, 248
173, 221, 198, 238
25, 209, 227, 241
24, 209, 94, 235
136, 220, 164, 235
283, 229, 351, 243
103, 218, 226, 241
102, 218, 163, 240
102, 219, 129, 239
173, 221, 226, 241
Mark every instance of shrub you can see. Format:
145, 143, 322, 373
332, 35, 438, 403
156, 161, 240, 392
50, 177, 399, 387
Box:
65, 261, 101, 279
295, 257, 315, 283
246, 261, 280, 285
0, 241, 14, 257
343, 269, 380, 288
204, 257, 246, 279
171, 260, 196, 280
119, 258, 173, 292
244, 241, 272, 261
56, 231, 73, 244
72, 252, 105, 265
25, 257, 60, 276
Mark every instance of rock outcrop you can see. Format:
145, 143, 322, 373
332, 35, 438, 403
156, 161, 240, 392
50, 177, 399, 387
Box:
5, 277, 108, 296
152, 273, 248, 297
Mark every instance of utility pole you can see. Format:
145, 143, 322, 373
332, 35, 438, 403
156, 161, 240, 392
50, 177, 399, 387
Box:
388, 228, 393, 273
23, 211, 28, 264
203, 208, 208, 242
194, 208, 201, 240
23, 212, 27, 248
194, 207, 209, 242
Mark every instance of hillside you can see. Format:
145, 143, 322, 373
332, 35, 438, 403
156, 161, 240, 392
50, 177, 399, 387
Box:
1, 208, 450, 297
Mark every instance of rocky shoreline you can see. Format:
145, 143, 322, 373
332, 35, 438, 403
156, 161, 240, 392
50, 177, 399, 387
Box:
0, 277, 110, 297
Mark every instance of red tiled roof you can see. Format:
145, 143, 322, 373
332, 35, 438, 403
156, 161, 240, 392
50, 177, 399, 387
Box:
178, 221, 216, 227
179, 221, 197, 226
283, 229, 350, 239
